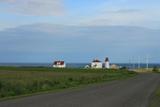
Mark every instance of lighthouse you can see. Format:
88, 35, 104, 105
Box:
105, 57, 110, 69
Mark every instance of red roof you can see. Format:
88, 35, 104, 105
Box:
92, 59, 101, 62
54, 61, 65, 65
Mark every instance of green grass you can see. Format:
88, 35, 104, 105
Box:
0, 66, 137, 99
149, 86, 160, 107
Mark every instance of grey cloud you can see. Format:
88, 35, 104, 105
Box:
0, 0, 65, 16
0, 0, 16, 3
0, 24, 160, 62
106, 9, 141, 14
83, 8, 159, 28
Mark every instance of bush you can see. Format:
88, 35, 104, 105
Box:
120, 66, 128, 70
152, 66, 159, 72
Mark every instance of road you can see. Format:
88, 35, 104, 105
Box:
0, 73, 160, 107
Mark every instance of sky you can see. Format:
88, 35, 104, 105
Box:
0, 0, 160, 63
1, 0, 160, 29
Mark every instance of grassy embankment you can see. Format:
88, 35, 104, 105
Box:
149, 83, 160, 107
0, 67, 137, 99
149, 71, 160, 107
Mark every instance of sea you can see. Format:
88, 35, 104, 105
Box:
0, 63, 160, 69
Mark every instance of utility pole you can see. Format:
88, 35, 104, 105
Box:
146, 55, 149, 70
138, 56, 141, 69
129, 58, 131, 69
132, 57, 135, 70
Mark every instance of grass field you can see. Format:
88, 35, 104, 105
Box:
149, 71, 160, 107
149, 85, 160, 107
0, 67, 137, 99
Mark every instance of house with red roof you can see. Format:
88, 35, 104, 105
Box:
53, 61, 66, 68
91, 59, 103, 68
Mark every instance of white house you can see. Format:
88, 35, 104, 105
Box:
91, 59, 103, 69
104, 57, 110, 69
53, 61, 66, 68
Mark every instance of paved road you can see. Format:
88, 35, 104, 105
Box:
0, 73, 160, 107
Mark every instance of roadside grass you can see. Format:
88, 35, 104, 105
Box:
150, 86, 160, 107
0, 66, 137, 100
135, 68, 154, 73
149, 68, 160, 107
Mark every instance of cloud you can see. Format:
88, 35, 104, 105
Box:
0, 24, 160, 63
77, 0, 160, 28
81, 8, 160, 28
105, 9, 140, 14
0, 0, 65, 16
0, 0, 16, 3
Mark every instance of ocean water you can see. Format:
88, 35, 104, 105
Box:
0, 63, 160, 69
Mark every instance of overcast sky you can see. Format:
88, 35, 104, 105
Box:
0, 0, 160, 63
0, 0, 160, 29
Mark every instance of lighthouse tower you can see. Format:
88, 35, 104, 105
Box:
105, 57, 110, 69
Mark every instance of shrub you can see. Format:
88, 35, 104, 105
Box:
152, 66, 159, 72
120, 66, 128, 70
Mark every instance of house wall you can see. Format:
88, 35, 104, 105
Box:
91, 62, 102, 68
53, 64, 66, 68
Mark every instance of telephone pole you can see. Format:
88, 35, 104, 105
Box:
132, 57, 135, 69
146, 55, 149, 70
138, 56, 141, 69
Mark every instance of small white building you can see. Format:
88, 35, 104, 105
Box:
104, 57, 110, 69
110, 64, 119, 69
53, 61, 66, 68
91, 59, 103, 69
84, 65, 90, 69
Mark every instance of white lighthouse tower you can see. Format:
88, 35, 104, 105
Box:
105, 57, 110, 69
